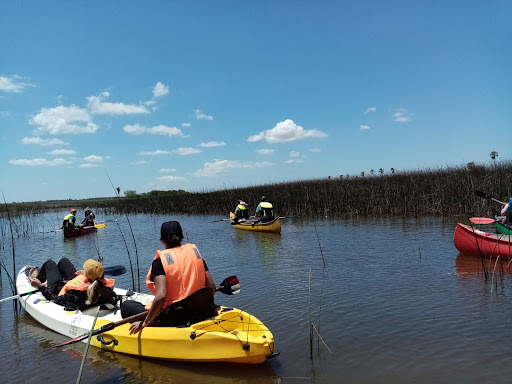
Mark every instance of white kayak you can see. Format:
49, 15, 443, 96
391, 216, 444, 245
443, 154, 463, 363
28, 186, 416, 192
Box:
16, 266, 276, 364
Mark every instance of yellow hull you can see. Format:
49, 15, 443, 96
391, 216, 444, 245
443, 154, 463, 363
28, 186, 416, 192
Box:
90, 307, 275, 364
229, 212, 281, 233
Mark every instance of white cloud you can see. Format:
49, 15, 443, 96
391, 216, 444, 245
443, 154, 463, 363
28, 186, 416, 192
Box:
87, 92, 150, 115
83, 155, 103, 163
0, 75, 34, 93
364, 107, 376, 114
156, 175, 188, 183
79, 163, 100, 168
47, 149, 76, 155
30, 105, 98, 135
289, 150, 300, 158
173, 147, 202, 155
194, 159, 274, 177
285, 158, 305, 164
309, 147, 321, 153
360, 124, 371, 130
9, 158, 70, 167
194, 109, 214, 121
123, 124, 184, 137
256, 149, 275, 155
140, 150, 172, 156
181, 123, 191, 127
22, 137, 68, 146
197, 141, 226, 148
153, 82, 169, 97
159, 168, 176, 173
247, 119, 327, 143
130, 160, 148, 165
393, 108, 413, 123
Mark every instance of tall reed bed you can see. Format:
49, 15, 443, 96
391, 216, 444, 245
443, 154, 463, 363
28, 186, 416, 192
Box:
103, 161, 512, 218
2, 161, 512, 219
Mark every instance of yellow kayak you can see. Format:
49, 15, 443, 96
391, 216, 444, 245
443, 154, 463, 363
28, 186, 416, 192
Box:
90, 307, 275, 364
229, 212, 281, 234
16, 266, 276, 364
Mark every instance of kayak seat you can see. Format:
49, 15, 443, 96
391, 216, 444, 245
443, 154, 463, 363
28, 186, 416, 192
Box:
154, 287, 217, 327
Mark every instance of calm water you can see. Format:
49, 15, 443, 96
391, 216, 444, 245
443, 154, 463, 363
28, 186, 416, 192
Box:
1, 213, 512, 383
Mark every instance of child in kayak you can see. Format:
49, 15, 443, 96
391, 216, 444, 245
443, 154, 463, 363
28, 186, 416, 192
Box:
28, 258, 116, 311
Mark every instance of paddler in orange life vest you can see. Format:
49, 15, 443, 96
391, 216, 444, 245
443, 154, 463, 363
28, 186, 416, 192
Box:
28, 258, 115, 311
121, 221, 217, 334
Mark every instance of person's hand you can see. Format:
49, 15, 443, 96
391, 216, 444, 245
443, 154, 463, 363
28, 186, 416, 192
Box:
28, 277, 42, 289
129, 321, 145, 335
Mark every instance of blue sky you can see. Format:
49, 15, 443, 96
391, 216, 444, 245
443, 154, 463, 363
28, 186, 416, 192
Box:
1, 1, 510, 203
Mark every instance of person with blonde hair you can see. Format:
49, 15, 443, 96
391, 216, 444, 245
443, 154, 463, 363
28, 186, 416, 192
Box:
28, 258, 116, 311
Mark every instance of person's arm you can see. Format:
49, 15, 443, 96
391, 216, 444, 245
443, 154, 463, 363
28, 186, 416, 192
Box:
129, 274, 167, 335
501, 204, 508, 216
205, 270, 216, 293
92, 213, 97, 225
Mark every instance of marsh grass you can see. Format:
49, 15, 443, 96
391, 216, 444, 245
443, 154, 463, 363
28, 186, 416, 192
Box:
1, 161, 511, 221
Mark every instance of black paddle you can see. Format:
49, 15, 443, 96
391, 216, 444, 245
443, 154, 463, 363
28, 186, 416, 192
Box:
54, 275, 240, 347
475, 190, 506, 205
0, 265, 127, 304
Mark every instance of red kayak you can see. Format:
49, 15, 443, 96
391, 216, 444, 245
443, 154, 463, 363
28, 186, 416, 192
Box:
453, 223, 512, 258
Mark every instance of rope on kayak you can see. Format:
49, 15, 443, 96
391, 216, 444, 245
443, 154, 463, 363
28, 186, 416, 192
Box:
189, 310, 257, 351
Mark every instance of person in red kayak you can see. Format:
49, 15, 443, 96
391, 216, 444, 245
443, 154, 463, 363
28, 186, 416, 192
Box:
500, 197, 512, 224
62, 209, 78, 228
121, 221, 217, 333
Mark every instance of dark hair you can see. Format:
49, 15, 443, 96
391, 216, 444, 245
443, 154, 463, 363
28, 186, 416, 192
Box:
165, 233, 182, 248
160, 221, 184, 248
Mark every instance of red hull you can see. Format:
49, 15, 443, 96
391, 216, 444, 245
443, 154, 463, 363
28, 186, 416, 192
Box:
63, 226, 97, 239
453, 223, 512, 258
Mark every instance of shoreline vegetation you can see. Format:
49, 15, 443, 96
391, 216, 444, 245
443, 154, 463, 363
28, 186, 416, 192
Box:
2, 162, 511, 221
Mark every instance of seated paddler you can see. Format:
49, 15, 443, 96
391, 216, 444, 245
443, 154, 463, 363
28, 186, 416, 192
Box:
121, 220, 217, 334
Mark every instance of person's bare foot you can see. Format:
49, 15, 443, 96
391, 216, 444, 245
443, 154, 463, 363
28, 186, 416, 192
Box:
29, 267, 39, 279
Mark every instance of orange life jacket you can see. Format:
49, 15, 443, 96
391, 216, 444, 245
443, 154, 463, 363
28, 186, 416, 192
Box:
145, 243, 206, 311
58, 274, 115, 296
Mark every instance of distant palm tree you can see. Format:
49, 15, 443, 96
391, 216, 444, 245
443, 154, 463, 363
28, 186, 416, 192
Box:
370, 169, 375, 175
346, 174, 350, 179
390, 167, 395, 174
490, 151, 498, 160
339, 175, 343, 180
379, 168, 384, 175
361, 171, 365, 177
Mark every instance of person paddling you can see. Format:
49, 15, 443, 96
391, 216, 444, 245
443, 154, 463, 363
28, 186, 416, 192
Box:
232, 200, 250, 224
79, 207, 98, 228
501, 198, 512, 224
254, 196, 275, 223
28, 258, 116, 311
63, 209, 78, 228
121, 220, 217, 333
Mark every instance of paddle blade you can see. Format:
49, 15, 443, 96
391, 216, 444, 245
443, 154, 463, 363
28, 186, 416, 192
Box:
218, 275, 240, 295
469, 217, 497, 224
475, 190, 489, 199
95, 224, 106, 229
103, 265, 127, 276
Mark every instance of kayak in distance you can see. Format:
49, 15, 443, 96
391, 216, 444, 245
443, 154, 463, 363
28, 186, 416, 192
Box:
229, 212, 281, 234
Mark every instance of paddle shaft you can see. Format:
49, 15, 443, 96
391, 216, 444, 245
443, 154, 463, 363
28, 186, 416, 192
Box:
55, 276, 239, 347
475, 190, 506, 205
0, 289, 40, 303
